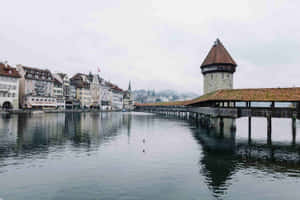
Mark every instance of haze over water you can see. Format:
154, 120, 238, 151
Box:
1, 112, 300, 200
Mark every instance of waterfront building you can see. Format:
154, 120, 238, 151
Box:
201, 39, 237, 94
100, 81, 112, 110
88, 73, 101, 109
17, 65, 56, 109
56, 73, 80, 109
123, 81, 134, 110
70, 73, 92, 109
53, 74, 65, 109
56, 73, 70, 97
109, 83, 124, 110
0, 62, 21, 110
68, 84, 80, 109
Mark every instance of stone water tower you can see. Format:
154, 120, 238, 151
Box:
201, 39, 237, 94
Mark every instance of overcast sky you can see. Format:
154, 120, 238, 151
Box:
1, 0, 300, 94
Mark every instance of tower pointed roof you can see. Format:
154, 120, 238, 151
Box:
201, 39, 237, 68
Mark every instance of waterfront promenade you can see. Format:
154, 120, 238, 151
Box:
0, 108, 125, 115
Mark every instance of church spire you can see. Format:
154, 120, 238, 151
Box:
128, 80, 131, 92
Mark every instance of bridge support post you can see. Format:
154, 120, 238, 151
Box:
248, 116, 252, 144
267, 114, 272, 145
219, 117, 224, 136
292, 114, 297, 145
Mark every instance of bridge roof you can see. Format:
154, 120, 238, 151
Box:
135, 100, 189, 107
189, 87, 300, 104
201, 39, 237, 67
135, 87, 300, 107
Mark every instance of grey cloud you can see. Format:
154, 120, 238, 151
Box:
1, 0, 300, 95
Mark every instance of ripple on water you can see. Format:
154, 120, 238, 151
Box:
1, 113, 300, 200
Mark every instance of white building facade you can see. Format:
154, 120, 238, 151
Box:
110, 85, 123, 110
100, 82, 112, 110
17, 65, 56, 109
53, 74, 65, 109
0, 62, 20, 110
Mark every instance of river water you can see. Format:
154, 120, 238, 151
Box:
0, 112, 300, 200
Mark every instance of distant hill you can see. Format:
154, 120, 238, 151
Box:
133, 89, 199, 103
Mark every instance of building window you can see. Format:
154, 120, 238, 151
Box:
211, 74, 213, 80
222, 73, 224, 79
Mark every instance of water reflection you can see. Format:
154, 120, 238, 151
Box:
1, 113, 300, 199
191, 117, 300, 199
0, 113, 130, 162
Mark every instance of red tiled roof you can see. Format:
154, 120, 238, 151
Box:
188, 88, 300, 104
136, 87, 300, 107
21, 65, 53, 82
0, 63, 21, 78
135, 100, 189, 107
201, 39, 237, 67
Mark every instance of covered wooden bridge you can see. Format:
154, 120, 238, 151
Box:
135, 87, 300, 145
136, 87, 300, 118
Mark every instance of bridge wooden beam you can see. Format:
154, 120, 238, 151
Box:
267, 113, 272, 145
292, 114, 297, 145
248, 116, 252, 144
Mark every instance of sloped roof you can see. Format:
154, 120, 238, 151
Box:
21, 65, 53, 82
0, 63, 20, 78
188, 88, 300, 104
57, 73, 67, 79
70, 73, 90, 89
135, 87, 300, 107
201, 39, 237, 67
53, 74, 63, 85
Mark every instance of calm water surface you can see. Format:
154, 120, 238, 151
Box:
1, 112, 300, 200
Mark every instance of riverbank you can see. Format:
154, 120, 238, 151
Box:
0, 109, 130, 115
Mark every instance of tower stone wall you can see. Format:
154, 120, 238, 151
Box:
203, 72, 233, 94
